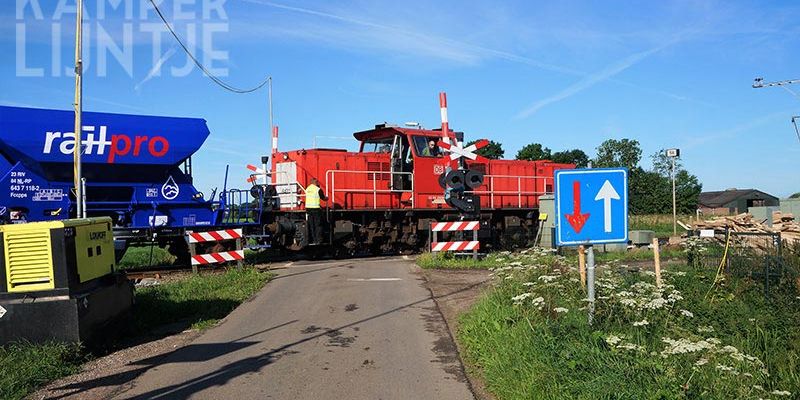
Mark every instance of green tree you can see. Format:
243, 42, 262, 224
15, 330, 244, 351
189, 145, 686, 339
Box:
629, 168, 671, 214
516, 143, 551, 161
468, 140, 504, 160
551, 149, 589, 168
594, 139, 642, 170
674, 170, 702, 214
649, 149, 702, 214
790, 192, 800, 199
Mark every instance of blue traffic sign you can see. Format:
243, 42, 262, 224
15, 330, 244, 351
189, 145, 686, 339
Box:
555, 168, 628, 246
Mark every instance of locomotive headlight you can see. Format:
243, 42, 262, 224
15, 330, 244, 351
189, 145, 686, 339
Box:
282, 153, 289, 160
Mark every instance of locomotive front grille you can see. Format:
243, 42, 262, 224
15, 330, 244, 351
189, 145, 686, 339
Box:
4, 230, 55, 292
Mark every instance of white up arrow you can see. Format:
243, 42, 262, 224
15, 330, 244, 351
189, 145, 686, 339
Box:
594, 180, 620, 233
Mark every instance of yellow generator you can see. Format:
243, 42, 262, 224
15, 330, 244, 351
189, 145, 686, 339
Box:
0, 217, 133, 344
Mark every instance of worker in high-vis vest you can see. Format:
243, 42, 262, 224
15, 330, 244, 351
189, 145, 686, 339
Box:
305, 178, 328, 245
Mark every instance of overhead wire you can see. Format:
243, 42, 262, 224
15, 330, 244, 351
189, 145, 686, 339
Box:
147, 0, 270, 94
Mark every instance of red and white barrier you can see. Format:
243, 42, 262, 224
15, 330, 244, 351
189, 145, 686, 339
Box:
186, 229, 245, 270
192, 250, 244, 265
431, 221, 480, 232
188, 228, 243, 243
431, 241, 480, 252
429, 220, 482, 257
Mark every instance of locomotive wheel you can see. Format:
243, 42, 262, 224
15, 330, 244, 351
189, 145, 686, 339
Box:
167, 239, 191, 266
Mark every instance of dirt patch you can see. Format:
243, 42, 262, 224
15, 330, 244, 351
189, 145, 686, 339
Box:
420, 268, 496, 400
30, 329, 201, 400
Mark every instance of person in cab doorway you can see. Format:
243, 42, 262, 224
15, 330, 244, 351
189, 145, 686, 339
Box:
422, 139, 440, 157
306, 178, 328, 245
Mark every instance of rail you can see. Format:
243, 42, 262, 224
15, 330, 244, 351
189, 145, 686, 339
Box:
326, 170, 414, 209
471, 174, 554, 208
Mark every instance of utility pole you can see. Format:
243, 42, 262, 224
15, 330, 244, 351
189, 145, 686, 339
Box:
666, 148, 680, 235
73, 0, 84, 218
753, 76, 800, 143
268, 77, 274, 141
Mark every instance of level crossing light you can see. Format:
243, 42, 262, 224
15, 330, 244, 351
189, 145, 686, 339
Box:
666, 148, 680, 236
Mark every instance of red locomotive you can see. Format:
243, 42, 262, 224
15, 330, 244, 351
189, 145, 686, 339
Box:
260, 95, 574, 254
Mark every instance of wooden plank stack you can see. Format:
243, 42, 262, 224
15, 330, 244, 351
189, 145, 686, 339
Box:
773, 212, 800, 244
690, 212, 799, 245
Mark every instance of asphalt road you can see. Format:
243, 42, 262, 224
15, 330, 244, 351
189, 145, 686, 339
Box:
112, 257, 475, 400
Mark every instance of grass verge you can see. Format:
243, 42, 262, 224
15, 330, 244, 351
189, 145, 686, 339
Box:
0, 267, 271, 400
629, 214, 694, 238
458, 252, 800, 399
118, 245, 176, 270
0, 342, 86, 400
131, 267, 271, 333
417, 252, 512, 270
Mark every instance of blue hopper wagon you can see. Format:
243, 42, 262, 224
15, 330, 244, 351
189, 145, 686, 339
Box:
0, 106, 272, 263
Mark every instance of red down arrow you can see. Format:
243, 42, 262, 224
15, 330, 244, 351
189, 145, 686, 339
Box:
566, 180, 590, 233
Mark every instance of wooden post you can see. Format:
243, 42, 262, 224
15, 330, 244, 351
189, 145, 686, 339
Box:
187, 234, 198, 274
578, 245, 586, 288
653, 237, 662, 287
473, 228, 478, 261
236, 237, 244, 270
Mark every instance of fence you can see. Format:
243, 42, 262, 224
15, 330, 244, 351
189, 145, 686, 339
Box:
326, 170, 414, 209
687, 229, 798, 297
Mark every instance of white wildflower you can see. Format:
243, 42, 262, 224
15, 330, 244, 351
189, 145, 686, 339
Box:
642, 297, 667, 310
771, 390, 792, 396
605, 335, 623, 346
553, 307, 568, 313
697, 326, 715, 333
632, 319, 649, 327
538, 275, 558, 283
509, 261, 523, 266
715, 364, 734, 372
753, 385, 763, 391
719, 345, 739, 354
618, 342, 645, 352
620, 298, 638, 307
695, 358, 708, 366
522, 282, 536, 287
661, 338, 716, 357
680, 309, 694, 318
667, 291, 684, 302
511, 293, 532, 304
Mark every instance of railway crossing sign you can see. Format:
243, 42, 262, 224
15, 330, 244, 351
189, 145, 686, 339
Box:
554, 168, 628, 246
437, 139, 489, 163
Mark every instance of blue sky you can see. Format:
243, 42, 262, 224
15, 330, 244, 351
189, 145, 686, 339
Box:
2, 0, 799, 198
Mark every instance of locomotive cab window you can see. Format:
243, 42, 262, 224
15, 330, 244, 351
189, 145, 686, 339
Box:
361, 137, 394, 153
413, 136, 441, 157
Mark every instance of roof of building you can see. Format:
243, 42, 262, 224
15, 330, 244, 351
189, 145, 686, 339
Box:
699, 189, 778, 208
